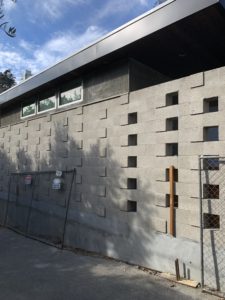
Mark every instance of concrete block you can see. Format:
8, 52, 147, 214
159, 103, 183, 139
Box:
35, 150, 40, 159
155, 144, 166, 156
188, 72, 204, 88
155, 105, 179, 120
155, 120, 166, 132
178, 196, 199, 211
119, 200, 129, 211
98, 167, 107, 177
59, 149, 68, 158
95, 205, 106, 217
151, 217, 167, 233
62, 132, 68, 142
75, 157, 82, 167
74, 192, 82, 202
178, 169, 198, 184
45, 128, 51, 137
75, 106, 83, 115
120, 156, 128, 168
120, 114, 128, 126
99, 146, 107, 158
75, 123, 83, 132
176, 209, 200, 227
190, 100, 203, 115
155, 95, 165, 108
156, 131, 178, 144
98, 128, 107, 138
63, 116, 68, 126
36, 137, 40, 145
46, 114, 52, 122
23, 132, 28, 140
176, 182, 199, 198
120, 135, 128, 147
15, 128, 20, 135
155, 193, 168, 207
36, 123, 41, 131
97, 185, 106, 197
99, 109, 107, 120
77, 140, 83, 149
176, 224, 200, 242
76, 174, 82, 184
155, 168, 167, 182
119, 94, 129, 105
46, 142, 51, 151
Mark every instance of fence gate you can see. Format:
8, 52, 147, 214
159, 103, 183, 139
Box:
199, 156, 225, 295
3, 169, 75, 248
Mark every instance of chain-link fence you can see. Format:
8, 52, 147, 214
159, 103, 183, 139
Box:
3, 169, 76, 248
199, 156, 225, 294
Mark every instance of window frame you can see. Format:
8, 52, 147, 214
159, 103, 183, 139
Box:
58, 80, 83, 108
21, 101, 36, 119
37, 94, 56, 114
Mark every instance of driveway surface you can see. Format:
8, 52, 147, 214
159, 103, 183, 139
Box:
0, 228, 219, 300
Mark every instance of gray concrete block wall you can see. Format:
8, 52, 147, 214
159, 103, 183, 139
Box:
1, 66, 225, 281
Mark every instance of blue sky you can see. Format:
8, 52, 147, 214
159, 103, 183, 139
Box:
0, 0, 163, 81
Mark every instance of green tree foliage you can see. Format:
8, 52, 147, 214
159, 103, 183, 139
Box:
0, 0, 16, 37
0, 70, 16, 93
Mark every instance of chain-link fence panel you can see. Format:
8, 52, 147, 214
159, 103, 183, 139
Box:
200, 156, 225, 294
4, 169, 75, 248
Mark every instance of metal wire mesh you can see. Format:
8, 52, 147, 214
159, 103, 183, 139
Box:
4, 169, 75, 248
200, 156, 225, 294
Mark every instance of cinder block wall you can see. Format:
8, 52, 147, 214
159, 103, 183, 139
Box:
0, 66, 225, 281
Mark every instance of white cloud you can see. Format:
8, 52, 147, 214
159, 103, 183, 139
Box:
32, 0, 87, 21
95, 0, 149, 20
0, 25, 106, 81
2, 0, 17, 12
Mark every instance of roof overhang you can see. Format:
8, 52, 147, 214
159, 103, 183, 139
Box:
1, 0, 225, 106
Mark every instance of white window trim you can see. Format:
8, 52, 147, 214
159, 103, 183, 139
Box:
58, 81, 83, 108
37, 95, 56, 114
21, 101, 36, 119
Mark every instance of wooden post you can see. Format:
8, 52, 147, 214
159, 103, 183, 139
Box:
175, 259, 180, 281
169, 165, 175, 236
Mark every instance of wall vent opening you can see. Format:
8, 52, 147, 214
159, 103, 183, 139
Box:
128, 134, 137, 146
128, 112, 137, 124
128, 156, 137, 168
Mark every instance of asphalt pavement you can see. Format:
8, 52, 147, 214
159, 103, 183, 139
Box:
0, 228, 219, 300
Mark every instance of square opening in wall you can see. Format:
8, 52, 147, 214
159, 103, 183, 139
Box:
166, 92, 178, 106
128, 112, 137, 124
203, 184, 219, 199
203, 157, 219, 170
166, 194, 178, 208
166, 143, 178, 156
166, 168, 178, 182
128, 156, 137, 168
204, 97, 218, 113
203, 126, 219, 142
127, 178, 137, 189
128, 134, 137, 146
203, 213, 220, 229
166, 117, 178, 131
127, 200, 137, 212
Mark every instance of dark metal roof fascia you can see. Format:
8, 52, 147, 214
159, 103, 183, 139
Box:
0, 0, 221, 105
